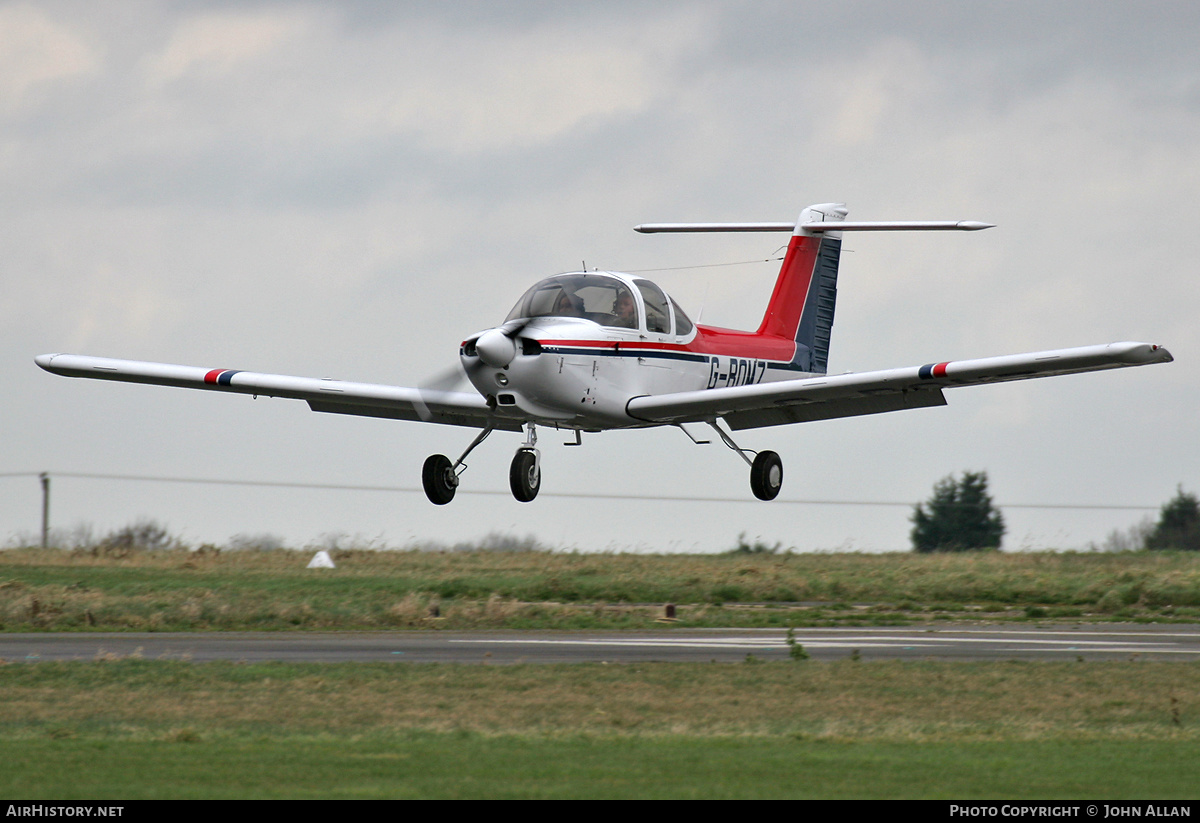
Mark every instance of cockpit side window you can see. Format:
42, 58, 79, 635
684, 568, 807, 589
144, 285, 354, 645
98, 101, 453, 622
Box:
635, 281, 671, 334
670, 296, 694, 335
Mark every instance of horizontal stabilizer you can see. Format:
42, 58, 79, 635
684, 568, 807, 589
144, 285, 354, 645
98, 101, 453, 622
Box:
634, 220, 993, 234
634, 223, 796, 233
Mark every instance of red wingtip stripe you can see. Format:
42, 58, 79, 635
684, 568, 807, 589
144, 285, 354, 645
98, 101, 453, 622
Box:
932, 362, 949, 378
203, 369, 223, 385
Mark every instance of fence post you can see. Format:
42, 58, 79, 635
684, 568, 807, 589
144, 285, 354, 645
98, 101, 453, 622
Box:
39, 473, 49, 548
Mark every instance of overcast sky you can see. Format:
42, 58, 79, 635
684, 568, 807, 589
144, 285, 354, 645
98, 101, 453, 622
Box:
3, 0, 1196, 552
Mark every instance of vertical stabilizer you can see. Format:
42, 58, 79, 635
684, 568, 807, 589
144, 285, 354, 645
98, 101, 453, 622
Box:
756, 203, 846, 373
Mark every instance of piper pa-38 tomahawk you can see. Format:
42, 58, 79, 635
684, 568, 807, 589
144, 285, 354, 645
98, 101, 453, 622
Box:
37, 202, 1172, 505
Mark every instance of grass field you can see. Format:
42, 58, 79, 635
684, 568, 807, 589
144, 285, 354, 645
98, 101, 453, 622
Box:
1, 548, 1198, 798
0, 658, 1197, 798
1, 547, 1199, 631
5, 736, 1195, 799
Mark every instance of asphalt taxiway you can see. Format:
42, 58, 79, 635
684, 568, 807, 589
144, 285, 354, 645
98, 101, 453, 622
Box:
3, 625, 1199, 664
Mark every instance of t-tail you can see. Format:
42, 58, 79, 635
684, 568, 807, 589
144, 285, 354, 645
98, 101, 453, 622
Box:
635, 204, 993, 375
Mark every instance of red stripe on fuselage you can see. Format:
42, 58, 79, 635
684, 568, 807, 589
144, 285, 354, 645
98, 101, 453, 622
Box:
203, 369, 224, 385
539, 326, 798, 363
691, 326, 797, 360
933, 362, 949, 377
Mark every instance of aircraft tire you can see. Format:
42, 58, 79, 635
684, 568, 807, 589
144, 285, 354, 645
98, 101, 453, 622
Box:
510, 449, 540, 503
750, 450, 783, 501
422, 454, 457, 505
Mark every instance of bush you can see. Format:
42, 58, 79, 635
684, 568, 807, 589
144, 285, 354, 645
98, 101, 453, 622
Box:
227, 533, 288, 552
1089, 517, 1154, 552
95, 519, 181, 555
1147, 487, 1200, 551
911, 471, 1005, 553
728, 533, 781, 555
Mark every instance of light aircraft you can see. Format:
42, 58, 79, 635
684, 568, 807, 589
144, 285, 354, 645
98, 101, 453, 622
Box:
37, 202, 1172, 505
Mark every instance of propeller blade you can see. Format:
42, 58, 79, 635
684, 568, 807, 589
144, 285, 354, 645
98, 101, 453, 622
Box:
414, 362, 469, 422
501, 317, 535, 338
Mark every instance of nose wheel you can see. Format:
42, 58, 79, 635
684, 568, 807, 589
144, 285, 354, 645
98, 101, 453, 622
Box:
510, 449, 541, 502
510, 423, 541, 502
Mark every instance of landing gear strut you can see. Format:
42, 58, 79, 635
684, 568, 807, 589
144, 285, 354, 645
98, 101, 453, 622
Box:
708, 420, 784, 501
510, 423, 541, 503
422, 424, 494, 505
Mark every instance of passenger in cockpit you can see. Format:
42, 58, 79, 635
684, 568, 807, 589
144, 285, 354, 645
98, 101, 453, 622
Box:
610, 290, 637, 329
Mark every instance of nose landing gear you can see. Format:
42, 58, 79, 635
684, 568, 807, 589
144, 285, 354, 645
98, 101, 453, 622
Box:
510, 423, 541, 503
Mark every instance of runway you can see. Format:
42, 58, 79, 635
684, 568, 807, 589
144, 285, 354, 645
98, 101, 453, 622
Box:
4, 624, 1200, 664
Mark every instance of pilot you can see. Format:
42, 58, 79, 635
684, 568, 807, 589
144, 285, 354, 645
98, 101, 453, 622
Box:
612, 290, 637, 328
554, 291, 583, 317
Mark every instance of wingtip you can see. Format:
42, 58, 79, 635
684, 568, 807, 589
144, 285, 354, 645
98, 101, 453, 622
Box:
1112, 342, 1173, 364
35, 353, 60, 371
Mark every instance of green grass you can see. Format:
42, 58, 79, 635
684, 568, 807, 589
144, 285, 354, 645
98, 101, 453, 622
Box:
2, 736, 1195, 799
6, 658, 1195, 738
0, 659, 1197, 798
1, 548, 1199, 631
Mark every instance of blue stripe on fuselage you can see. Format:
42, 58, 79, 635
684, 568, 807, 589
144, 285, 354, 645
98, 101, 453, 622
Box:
541, 346, 710, 363
539, 345, 816, 376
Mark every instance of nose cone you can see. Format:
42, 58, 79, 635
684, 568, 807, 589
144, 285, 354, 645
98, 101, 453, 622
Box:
475, 328, 516, 368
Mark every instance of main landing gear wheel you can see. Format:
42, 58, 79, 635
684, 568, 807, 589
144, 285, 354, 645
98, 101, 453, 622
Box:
750, 450, 783, 501
422, 454, 457, 505
510, 449, 541, 503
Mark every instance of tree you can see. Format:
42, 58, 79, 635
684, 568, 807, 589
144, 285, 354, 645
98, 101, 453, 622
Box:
1146, 486, 1200, 551
911, 471, 1005, 553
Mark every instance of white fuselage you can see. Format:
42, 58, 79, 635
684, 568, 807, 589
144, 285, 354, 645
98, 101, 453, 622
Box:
463, 319, 815, 431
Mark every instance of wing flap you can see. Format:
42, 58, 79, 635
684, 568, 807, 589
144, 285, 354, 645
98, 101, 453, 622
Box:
307, 398, 524, 431
625, 342, 1172, 429
724, 388, 947, 430
35, 353, 503, 430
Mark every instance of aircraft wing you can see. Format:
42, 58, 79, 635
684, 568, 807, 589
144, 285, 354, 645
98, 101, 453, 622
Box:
624, 342, 1173, 431
34, 354, 524, 432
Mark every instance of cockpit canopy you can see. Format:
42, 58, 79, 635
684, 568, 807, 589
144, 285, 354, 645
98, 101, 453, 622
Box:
504, 272, 694, 335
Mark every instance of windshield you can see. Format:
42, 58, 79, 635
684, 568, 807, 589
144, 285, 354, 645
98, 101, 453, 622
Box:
505, 274, 638, 329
